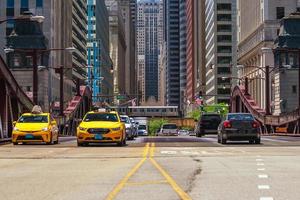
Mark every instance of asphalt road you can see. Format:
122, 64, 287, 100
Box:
1, 135, 300, 200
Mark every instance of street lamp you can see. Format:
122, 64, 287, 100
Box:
4, 47, 75, 105
0, 15, 45, 24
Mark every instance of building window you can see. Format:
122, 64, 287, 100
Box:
21, 0, 29, 14
217, 56, 232, 64
217, 3, 231, 11
217, 35, 232, 43
36, 0, 43, 8
217, 14, 232, 22
276, 7, 285, 19
218, 88, 231, 95
292, 85, 297, 94
217, 25, 232, 32
217, 46, 232, 53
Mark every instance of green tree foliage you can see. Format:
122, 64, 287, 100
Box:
188, 109, 201, 120
148, 118, 169, 136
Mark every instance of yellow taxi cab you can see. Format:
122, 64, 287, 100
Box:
77, 110, 126, 146
12, 112, 59, 145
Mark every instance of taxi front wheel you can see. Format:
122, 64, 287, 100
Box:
13, 142, 18, 145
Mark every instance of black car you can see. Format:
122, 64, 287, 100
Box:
218, 113, 261, 144
195, 113, 222, 137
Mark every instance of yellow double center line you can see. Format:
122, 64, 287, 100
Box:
105, 143, 192, 200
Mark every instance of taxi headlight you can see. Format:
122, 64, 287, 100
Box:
112, 127, 121, 131
42, 127, 48, 131
13, 127, 19, 131
79, 127, 87, 131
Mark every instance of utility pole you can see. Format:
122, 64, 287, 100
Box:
265, 65, 271, 115
32, 50, 38, 105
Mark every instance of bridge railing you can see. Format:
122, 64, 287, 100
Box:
232, 85, 300, 127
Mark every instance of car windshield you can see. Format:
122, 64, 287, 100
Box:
162, 124, 177, 129
138, 125, 147, 130
84, 113, 118, 122
18, 115, 48, 123
227, 114, 254, 121
120, 117, 130, 123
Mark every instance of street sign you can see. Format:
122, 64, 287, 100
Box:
117, 95, 125, 100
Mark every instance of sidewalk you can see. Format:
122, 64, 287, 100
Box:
263, 133, 300, 137
0, 138, 11, 144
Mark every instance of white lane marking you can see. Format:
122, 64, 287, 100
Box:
257, 163, 265, 166
201, 151, 208, 154
257, 168, 266, 171
258, 174, 269, 179
180, 151, 200, 155
160, 151, 177, 155
256, 155, 262, 157
256, 159, 263, 162
258, 185, 270, 190
260, 197, 274, 200
262, 137, 288, 143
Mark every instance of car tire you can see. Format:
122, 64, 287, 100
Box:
54, 136, 59, 144
221, 137, 227, 144
255, 138, 261, 144
249, 140, 255, 144
13, 142, 18, 145
46, 135, 53, 145
217, 136, 221, 143
77, 142, 84, 147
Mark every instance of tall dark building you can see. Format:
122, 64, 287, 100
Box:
164, 0, 181, 106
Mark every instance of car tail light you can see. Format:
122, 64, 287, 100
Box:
252, 121, 260, 128
223, 120, 232, 128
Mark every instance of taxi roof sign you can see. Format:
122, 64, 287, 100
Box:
98, 108, 107, 112
31, 105, 43, 114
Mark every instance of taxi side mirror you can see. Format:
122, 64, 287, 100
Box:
13, 121, 17, 126
75, 118, 82, 122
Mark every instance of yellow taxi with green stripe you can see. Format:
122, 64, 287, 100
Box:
77, 110, 126, 146
12, 113, 59, 145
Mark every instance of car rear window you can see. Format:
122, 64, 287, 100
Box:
227, 114, 254, 121
162, 124, 177, 129
138, 125, 147, 130
201, 115, 221, 121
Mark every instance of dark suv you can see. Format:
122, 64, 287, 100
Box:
195, 114, 222, 137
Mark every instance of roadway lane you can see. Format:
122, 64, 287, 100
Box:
1, 135, 300, 200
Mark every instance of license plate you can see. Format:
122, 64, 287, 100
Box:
94, 134, 102, 140
25, 134, 34, 139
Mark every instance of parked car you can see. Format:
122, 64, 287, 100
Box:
217, 113, 261, 144
120, 115, 135, 140
178, 129, 189, 136
137, 124, 148, 136
195, 113, 222, 137
76, 111, 126, 146
158, 123, 178, 136
130, 117, 138, 137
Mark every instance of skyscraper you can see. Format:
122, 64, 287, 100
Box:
179, 0, 187, 114
164, 0, 180, 106
0, 0, 87, 110
205, 0, 237, 105
87, 0, 113, 104
136, 0, 163, 104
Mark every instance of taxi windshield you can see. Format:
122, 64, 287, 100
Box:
84, 113, 118, 122
18, 115, 48, 123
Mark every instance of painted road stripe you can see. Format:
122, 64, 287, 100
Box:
105, 143, 149, 200
257, 163, 265, 166
161, 151, 177, 155
258, 174, 269, 179
257, 168, 266, 171
258, 185, 270, 190
256, 159, 263, 162
150, 143, 192, 200
260, 197, 274, 200
181, 151, 200, 155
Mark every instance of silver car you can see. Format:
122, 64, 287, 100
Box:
120, 115, 134, 140
218, 113, 261, 144
158, 123, 178, 136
